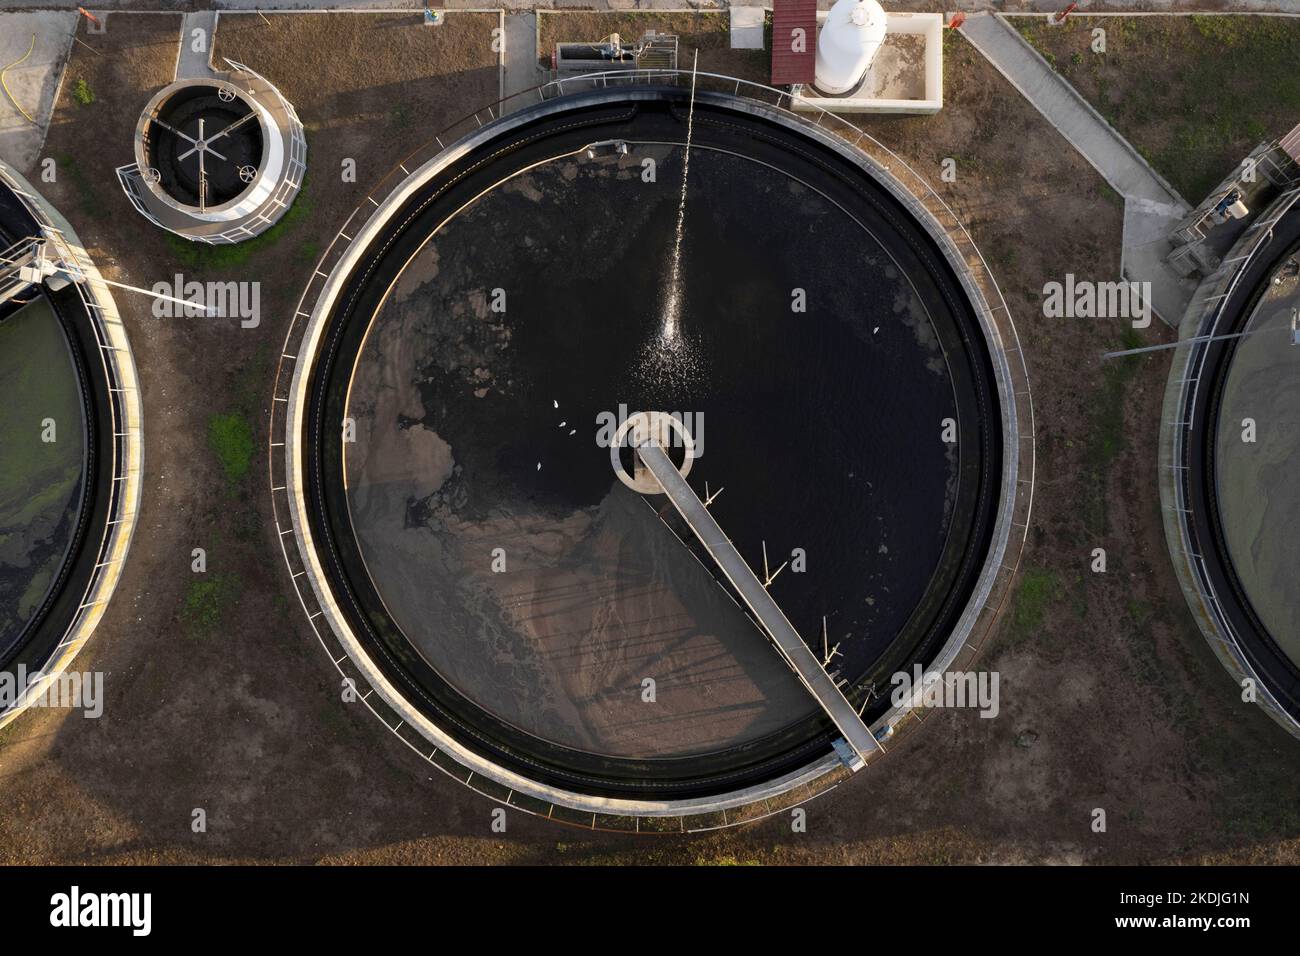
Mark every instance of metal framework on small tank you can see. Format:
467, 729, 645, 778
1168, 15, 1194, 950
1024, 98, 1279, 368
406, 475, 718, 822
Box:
0, 161, 143, 728
267, 71, 1037, 830
116, 59, 306, 245
553, 31, 678, 74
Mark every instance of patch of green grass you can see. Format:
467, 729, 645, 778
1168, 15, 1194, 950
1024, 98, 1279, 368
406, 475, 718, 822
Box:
207, 412, 255, 485
1080, 326, 1145, 533
1016, 16, 1300, 200
1085, 326, 1144, 468
1119, 599, 1186, 717
181, 573, 241, 639
70, 78, 94, 106
316, 691, 356, 739
208, 347, 270, 524
1003, 565, 1062, 646
1189, 14, 1245, 48
166, 164, 315, 271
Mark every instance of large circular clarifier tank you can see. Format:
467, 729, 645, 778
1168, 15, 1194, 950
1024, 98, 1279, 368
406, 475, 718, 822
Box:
281, 87, 1022, 820
1169, 199, 1300, 735
0, 161, 142, 726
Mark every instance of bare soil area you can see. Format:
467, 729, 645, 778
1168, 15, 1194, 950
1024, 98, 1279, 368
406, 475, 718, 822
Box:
1, 15, 1297, 865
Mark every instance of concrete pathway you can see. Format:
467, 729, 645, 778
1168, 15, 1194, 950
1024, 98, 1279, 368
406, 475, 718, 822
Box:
500, 10, 536, 112
0, 12, 75, 175
960, 11, 1195, 324
176, 9, 218, 79
730, 6, 765, 48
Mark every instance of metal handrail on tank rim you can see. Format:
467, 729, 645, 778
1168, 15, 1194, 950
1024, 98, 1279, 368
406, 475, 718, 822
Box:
267, 71, 1036, 831
0, 162, 144, 729
214, 59, 308, 244
1164, 185, 1300, 739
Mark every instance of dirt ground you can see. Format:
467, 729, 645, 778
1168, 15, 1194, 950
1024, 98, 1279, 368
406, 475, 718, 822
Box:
1015, 14, 1300, 202
1, 13, 1299, 865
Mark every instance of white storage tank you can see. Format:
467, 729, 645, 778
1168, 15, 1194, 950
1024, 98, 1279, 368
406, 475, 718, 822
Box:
815, 0, 888, 95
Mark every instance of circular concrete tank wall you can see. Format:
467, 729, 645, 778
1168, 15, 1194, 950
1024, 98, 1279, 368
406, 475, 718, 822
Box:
274, 83, 1030, 825
0, 161, 142, 727
118, 62, 306, 245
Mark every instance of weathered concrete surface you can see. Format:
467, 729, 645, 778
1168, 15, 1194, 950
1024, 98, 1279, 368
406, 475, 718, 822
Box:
730, 6, 764, 48
0, 12, 75, 174
176, 10, 218, 78
500, 10, 535, 111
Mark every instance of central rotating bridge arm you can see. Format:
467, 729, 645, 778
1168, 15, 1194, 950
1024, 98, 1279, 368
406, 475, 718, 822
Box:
634, 440, 881, 768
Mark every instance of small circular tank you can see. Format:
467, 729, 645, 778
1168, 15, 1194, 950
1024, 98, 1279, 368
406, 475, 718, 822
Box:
118, 61, 306, 244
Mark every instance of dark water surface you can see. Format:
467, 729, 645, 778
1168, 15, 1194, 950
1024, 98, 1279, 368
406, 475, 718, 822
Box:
0, 298, 86, 659
343, 145, 969, 758
1215, 284, 1300, 668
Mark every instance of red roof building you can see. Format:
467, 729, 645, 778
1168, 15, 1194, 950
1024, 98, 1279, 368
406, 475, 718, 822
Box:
771, 0, 818, 86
